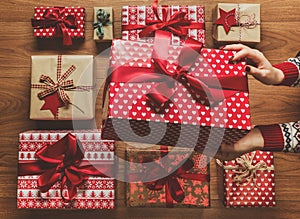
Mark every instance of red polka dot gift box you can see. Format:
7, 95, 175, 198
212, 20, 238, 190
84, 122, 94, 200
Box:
217, 151, 275, 208
17, 130, 115, 209
101, 30, 251, 151
31, 6, 85, 46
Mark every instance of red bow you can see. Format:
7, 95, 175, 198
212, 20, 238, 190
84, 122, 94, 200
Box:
109, 30, 247, 112
122, 0, 204, 39
18, 133, 112, 202
31, 7, 77, 46
143, 146, 209, 207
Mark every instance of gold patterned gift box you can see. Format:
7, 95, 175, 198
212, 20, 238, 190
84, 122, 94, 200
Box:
30, 55, 94, 120
213, 3, 260, 43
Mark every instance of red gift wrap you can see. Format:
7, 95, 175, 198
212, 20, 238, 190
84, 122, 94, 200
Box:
31, 6, 85, 46
122, 0, 205, 45
126, 146, 210, 207
17, 130, 115, 209
102, 31, 251, 150
218, 151, 275, 207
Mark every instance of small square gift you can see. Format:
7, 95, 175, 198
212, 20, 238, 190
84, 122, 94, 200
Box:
31, 6, 85, 46
93, 7, 114, 42
122, 0, 205, 45
217, 151, 276, 207
213, 3, 260, 43
17, 130, 115, 209
126, 146, 210, 207
102, 30, 251, 150
30, 55, 94, 120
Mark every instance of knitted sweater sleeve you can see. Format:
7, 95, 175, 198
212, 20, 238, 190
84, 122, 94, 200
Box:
257, 57, 300, 152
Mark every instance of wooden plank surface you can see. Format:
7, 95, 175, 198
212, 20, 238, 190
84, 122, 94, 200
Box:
0, 0, 299, 218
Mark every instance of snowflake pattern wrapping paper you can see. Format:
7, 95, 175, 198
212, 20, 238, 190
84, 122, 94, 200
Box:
17, 130, 115, 209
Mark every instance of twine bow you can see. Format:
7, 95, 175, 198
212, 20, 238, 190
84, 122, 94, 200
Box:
217, 152, 274, 186
31, 7, 78, 46
93, 9, 112, 39
18, 133, 112, 202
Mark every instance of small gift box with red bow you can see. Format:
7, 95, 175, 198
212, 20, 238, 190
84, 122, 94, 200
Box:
126, 146, 210, 207
213, 3, 260, 43
101, 30, 251, 150
217, 151, 276, 207
31, 6, 85, 46
17, 130, 115, 209
122, 0, 205, 45
30, 55, 94, 120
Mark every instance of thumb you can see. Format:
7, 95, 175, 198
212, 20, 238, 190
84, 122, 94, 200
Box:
244, 65, 264, 77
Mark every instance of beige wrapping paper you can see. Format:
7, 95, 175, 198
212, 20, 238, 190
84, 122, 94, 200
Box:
94, 7, 114, 41
213, 3, 260, 43
30, 55, 94, 120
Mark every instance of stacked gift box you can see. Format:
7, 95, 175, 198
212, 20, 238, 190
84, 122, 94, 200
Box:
18, 0, 278, 210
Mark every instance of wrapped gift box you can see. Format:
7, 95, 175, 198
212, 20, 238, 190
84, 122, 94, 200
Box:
122, 2, 205, 45
213, 3, 260, 43
17, 130, 115, 209
30, 55, 94, 120
126, 146, 210, 207
217, 151, 276, 207
31, 6, 85, 46
101, 31, 251, 150
93, 7, 114, 42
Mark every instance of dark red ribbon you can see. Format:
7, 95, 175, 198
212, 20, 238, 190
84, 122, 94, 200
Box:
122, 0, 204, 39
31, 7, 77, 46
18, 133, 112, 202
144, 146, 209, 207
109, 30, 247, 111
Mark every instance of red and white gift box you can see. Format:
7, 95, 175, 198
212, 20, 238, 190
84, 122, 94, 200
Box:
122, 3, 205, 45
17, 130, 115, 209
101, 31, 251, 150
217, 151, 276, 207
32, 6, 85, 45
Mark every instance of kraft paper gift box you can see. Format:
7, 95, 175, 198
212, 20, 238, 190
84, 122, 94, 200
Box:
126, 146, 210, 207
31, 6, 85, 46
122, 1, 205, 45
217, 151, 276, 207
213, 3, 260, 43
30, 55, 94, 120
93, 7, 114, 42
101, 31, 252, 150
17, 130, 115, 209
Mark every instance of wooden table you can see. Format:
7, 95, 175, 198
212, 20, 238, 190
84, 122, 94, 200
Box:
0, 0, 299, 218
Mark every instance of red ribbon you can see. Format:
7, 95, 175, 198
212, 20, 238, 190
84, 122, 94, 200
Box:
31, 7, 77, 46
18, 133, 112, 202
122, 0, 204, 39
109, 30, 247, 111
143, 146, 209, 207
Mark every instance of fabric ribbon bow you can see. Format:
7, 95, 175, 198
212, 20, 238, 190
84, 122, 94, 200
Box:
217, 152, 274, 186
18, 133, 112, 202
93, 9, 112, 39
122, 0, 203, 39
31, 7, 77, 46
142, 146, 209, 207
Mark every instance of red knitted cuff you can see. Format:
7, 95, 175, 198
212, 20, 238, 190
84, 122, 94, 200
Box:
256, 124, 284, 151
273, 62, 299, 86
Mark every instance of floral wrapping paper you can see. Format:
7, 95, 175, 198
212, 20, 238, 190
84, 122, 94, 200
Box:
17, 130, 115, 209
126, 146, 210, 207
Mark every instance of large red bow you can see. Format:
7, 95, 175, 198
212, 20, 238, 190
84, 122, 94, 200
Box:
109, 30, 247, 112
122, 0, 204, 39
31, 7, 77, 46
18, 133, 112, 202
143, 146, 209, 207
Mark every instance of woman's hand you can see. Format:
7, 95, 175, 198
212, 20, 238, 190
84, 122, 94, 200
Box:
214, 127, 264, 161
223, 44, 285, 85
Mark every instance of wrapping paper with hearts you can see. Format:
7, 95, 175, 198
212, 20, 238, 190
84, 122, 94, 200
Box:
217, 151, 276, 207
17, 130, 115, 209
101, 38, 251, 149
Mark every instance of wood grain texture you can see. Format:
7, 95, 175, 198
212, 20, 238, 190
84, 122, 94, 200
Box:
0, 0, 299, 218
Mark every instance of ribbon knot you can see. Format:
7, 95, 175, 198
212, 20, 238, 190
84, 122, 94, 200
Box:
31, 7, 77, 46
